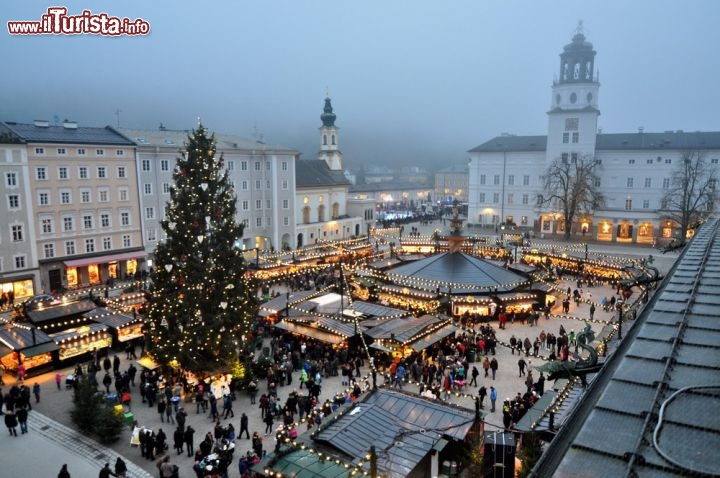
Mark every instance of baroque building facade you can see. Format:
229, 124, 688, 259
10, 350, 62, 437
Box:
468, 28, 720, 244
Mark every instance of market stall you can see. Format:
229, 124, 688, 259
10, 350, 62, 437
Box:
0, 324, 57, 376
50, 323, 112, 362
83, 307, 144, 345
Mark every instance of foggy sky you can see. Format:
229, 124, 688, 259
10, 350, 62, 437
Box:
3, 1, 720, 171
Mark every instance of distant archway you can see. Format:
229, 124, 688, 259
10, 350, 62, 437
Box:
297, 233, 304, 248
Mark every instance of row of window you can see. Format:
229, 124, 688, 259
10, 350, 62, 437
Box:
239, 199, 289, 211
26, 187, 131, 207
478, 174, 532, 186
41, 235, 133, 259
34, 147, 125, 157
35, 211, 133, 235
30, 165, 132, 181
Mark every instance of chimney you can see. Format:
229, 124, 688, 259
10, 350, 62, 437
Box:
63, 120, 78, 129
34, 120, 50, 128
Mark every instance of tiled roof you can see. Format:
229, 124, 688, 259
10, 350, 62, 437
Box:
296, 160, 350, 187
468, 131, 720, 153
25, 299, 98, 324
535, 217, 720, 477
314, 389, 476, 478
1, 122, 134, 145
386, 252, 527, 292
115, 127, 297, 154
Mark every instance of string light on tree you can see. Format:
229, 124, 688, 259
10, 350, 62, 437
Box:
143, 125, 258, 374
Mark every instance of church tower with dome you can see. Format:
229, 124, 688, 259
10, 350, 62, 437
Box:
545, 22, 600, 167
318, 96, 344, 171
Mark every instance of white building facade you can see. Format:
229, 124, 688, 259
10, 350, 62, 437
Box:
117, 127, 299, 255
0, 142, 40, 301
468, 29, 720, 244
295, 98, 364, 247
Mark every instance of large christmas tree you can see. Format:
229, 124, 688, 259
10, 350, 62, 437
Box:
144, 125, 256, 374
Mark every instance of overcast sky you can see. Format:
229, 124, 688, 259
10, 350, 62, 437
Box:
3, 1, 720, 171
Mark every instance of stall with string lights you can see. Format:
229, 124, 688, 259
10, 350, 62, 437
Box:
0, 323, 57, 376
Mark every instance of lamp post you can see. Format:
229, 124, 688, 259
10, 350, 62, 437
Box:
616, 298, 624, 340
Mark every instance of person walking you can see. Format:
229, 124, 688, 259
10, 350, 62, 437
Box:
158, 399, 167, 423
478, 385, 487, 409
98, 462, 116, 478
264, 409, 274, 435
4, 407, 18, 436
183, 425, 195, 457
55, 372, 63, 391
489, 358, 498, 380
222, 393, 235, 419
114, 457, 127, 478
58, 464, 71, 478
470, 365, 479, 387
175, 407, 187, 431
239, 412, 250, 439
31, 382, 41, 403
173, 426, 184, 455
518, 357, 527, 377
489, 386, 497, 412
589, 303, 596, 320
482, 357, 490, 377
16, 406, 28, 434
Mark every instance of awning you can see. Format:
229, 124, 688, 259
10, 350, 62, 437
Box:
515, 391, 558, 432
408, 323, 458, 351
273, 321, 345, 345
64, 250, 147, 268
0, 343, 12, 357
21, 341, 59, 357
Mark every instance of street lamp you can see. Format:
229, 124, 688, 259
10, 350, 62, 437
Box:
616, 298, 624, 340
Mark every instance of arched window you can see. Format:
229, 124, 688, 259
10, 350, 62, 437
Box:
332, 202, 340, 218
323, 134, 327, 145
302, 206, 310, 224
318, 205, 326, 223
331, 134, 336, 145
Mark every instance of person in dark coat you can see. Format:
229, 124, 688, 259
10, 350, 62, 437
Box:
58, 464, 71, 478
239, 412, 250, 439
16, 406, 28, 434
102, 373, 113, 394
183, 425, 195, 457
4, 408, 18, 436
145, 430, 155, 460
173, 426, 184, 455
155, 428, 167, 456
175, 407, 187, 431
114, 457, 127, 478
103, 356, 112, 373
98, 462, 116, 478
113, 355, 121, 375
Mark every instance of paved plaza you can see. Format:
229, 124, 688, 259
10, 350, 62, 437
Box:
0, 225, 680, 477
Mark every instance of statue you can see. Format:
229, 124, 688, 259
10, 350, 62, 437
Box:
535, 322, 600, 384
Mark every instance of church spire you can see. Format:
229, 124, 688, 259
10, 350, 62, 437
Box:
321, 97, 336, 127
318, 95, 343, 171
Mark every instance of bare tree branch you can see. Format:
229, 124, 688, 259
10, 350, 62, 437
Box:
661, 150, 718, 241
538, 154, 604, 240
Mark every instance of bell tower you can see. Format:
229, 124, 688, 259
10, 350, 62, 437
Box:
318, 96, 344, 171
546, 22, 600, 165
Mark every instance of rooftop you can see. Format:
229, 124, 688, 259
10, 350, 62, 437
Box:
1, 121, 134, 145
469, 131, 720, 153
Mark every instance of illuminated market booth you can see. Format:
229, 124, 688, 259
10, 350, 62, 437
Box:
269, 291, 410, 348
352, 201, 548, 323
0, 323, 57, 376
24, 299, 113, 365
83, 307, 144, 346
363, 314, 458, 358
